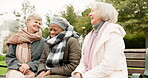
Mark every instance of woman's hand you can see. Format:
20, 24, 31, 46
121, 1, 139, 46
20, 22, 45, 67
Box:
43, 70, 51, 76
36, 71, 46, 78
18, 63, 30, 74
74, 72, 82, 78
36, 70, 50, 78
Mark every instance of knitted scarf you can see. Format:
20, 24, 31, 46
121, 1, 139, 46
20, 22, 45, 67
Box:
45, 25, 79, 67
6, 28, 42, 63
83, 22, 110, 71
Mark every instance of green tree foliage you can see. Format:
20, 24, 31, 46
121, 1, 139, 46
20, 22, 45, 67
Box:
75, 9, 92, 35
43, 5, 92, 38
42, 14, 50, 38
106, 0, 147, 29
42, 5, 92, 39
106, 0, 148, 48
61, 5, 92, 36
42, 0, 147, 48
42, 27, 49, 39
61, 5, 78, 29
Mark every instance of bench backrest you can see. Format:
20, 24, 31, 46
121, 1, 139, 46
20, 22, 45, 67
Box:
124, 49, 146, 78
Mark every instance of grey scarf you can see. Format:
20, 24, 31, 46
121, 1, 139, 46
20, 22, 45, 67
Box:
45, 25, 79, 67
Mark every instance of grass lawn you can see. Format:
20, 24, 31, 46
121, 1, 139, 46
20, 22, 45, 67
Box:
0, 61, 7, 75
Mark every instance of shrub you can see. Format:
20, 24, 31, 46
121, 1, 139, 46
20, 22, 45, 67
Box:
0, 55, 5, 61
124, 33, 145, 49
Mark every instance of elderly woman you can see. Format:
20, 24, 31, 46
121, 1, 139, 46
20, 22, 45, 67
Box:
72, 1, 128, 78
5, 13, 47, 78
36, 17, 81, 78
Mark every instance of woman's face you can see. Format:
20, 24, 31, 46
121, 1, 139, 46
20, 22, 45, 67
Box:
89, 6, 102, 25
49, 24, 64, 38
27, 19, 42, 33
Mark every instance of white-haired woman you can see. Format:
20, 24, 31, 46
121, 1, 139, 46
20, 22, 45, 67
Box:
36, 17, 81, 78
5, 13, 48, 78
72, 1, 128, 78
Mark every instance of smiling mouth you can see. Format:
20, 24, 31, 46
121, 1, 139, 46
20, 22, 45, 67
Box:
34, 25, 40, 29
90, 17, 93, 20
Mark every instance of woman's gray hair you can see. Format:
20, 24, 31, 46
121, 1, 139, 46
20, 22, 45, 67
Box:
91, 1, 118, 23
27, 13, 42, 21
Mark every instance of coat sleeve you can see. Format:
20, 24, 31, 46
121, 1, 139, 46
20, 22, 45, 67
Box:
71, 34, 90, 76
71, 56, 86, 76
37, 44, 49, 74
5, 44, 21, 70
83, 33, 125, 78
49, 37, 81, 76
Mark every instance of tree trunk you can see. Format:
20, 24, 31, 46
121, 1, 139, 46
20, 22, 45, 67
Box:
146, 35, 148, 48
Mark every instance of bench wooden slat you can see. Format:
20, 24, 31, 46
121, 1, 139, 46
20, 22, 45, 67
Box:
124, 49, 146, 53
128, 69, 144, 75
125, 53, 145, 60
0, 65, 7, 68
125, 49, 146, 78
127, 60, 145, 68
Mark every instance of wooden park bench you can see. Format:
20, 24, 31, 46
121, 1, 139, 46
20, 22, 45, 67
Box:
1, 49, 148, 78
125, 48, 148, 78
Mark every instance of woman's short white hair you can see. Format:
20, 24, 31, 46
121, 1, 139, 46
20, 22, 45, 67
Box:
27, 13, 42, 21
91, 1, 118, 23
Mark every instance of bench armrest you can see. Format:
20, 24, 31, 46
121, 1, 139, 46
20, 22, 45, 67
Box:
131, 73, 141, 78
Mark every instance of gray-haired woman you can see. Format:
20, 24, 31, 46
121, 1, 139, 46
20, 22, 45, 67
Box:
72, 1, 128, 78
5, 13, 48, 78
36, 17, 81, 78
